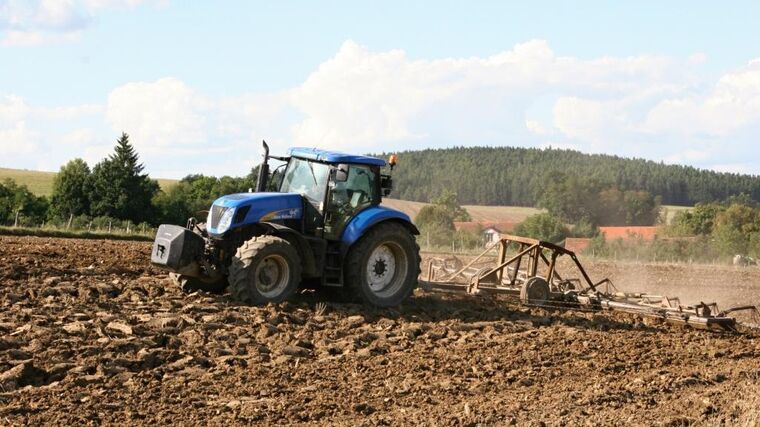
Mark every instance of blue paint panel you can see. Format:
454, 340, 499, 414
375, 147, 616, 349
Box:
207, 192, 303, 235
288, 147, 387, 166
341, 206, 415, 246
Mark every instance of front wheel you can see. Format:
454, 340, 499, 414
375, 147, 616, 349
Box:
344, 222, 421, 307
228, 236, 302, 304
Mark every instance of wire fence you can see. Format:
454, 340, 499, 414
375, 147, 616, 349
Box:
1, 214, 157, 240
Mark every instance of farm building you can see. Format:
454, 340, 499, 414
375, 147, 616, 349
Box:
564, 237, 592, 253
598, 226, 661, 241
453, 221, 517, 246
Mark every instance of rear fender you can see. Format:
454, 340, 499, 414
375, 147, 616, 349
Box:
341, 206, 419, 247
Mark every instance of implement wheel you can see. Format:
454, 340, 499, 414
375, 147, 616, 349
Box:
520, 276, 550, 304
228, 236, 302, 304
169, 273, 226, 294
345, 222, 421, 307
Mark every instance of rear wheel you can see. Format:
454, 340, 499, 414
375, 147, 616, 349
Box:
344, 222, 421, 307
169, 273, 226, 294
228, 236, 302, 304
520, 276, 550, 304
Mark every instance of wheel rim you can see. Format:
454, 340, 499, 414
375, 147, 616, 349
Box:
254, 254, 290, 298
365, 242, 408, 297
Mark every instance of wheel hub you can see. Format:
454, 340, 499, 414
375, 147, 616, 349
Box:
373, 260, 387, 276
367, 244, 397, 292
254, 255, 290, 297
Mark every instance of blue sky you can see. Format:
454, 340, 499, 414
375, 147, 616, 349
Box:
2, 1, 760, 178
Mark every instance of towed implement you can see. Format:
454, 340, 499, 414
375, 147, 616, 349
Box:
421, 235, 759, 331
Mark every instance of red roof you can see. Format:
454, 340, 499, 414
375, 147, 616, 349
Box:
599, 226, 660, 241
453, 221, 516, 233
564, 238, 592, 253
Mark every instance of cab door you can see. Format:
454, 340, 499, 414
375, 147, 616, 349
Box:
324, 164, 380, 241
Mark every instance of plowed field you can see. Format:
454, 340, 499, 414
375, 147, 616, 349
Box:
1, 236, 759, 426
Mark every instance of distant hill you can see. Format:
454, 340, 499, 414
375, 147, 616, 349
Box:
0, 167, 178, 197
0, 168, 58, 197
379, 146, 760, 206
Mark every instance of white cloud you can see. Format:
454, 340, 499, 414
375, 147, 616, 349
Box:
0, 93, 106, 170
106, 77, 209, 151
688, 52, 708, 65
61, 127, 97, 145
525, 119, 550, 136
5, 39, 760, 177
0, 121, 37, 155
0, 0, 163, 46
646, 59, 760, 136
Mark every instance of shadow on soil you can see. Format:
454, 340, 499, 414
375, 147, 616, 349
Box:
215, 288, 660, 333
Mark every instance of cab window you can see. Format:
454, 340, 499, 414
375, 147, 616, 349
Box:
325, 165, 378, 238
332, 165, 378, 209
279, 158, 330, 207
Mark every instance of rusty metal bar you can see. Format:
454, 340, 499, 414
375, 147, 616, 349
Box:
440, 240, 500, 282
476, 244, 537, 284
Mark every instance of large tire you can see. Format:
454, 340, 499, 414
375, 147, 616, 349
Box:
169, 273, 227, 294
344, 222, 421, 307
228, 236, 302, 304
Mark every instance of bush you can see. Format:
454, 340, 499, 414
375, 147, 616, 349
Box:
0, 179, 49, 226
514, 213, 568, 243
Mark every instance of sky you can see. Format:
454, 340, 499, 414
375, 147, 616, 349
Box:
1, 0, 760, 178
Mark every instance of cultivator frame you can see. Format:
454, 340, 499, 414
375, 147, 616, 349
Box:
420, 235, 758, 331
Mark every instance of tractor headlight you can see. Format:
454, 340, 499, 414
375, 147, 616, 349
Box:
217, 208, 235, 233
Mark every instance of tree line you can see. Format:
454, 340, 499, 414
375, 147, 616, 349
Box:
0, 133, 257, 229
381, 146, 760, 207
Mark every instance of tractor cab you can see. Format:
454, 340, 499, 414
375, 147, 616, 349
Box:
278, 147, 391, 240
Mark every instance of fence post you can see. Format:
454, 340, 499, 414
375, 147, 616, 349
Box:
108, 221, 112, 233
14, 209, 20, 227
88, 222, 92, 232
66, 214, 73, 231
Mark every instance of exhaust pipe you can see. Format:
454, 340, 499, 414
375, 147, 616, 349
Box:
255, 140, 270, 193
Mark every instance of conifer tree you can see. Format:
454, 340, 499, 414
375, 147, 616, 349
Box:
89, 133, 159, 223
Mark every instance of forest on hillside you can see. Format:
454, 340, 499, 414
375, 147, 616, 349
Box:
380, 146, 760, 206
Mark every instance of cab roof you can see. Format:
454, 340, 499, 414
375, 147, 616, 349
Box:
288, 147, 386, 167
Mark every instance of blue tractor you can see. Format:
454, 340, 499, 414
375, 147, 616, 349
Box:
151, 142, 421, 307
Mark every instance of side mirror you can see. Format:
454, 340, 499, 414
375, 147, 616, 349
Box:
380, 175, 393, 196
333, 164, 349, 183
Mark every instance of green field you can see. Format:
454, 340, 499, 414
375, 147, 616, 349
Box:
0, 168, 58, 197
0, 167, 178, 197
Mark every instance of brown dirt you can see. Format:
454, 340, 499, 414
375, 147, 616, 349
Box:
1, 236, 760, 426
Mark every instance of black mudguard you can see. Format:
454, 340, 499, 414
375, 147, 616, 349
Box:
151, 224, 205, 272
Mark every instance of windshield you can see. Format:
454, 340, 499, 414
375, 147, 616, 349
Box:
279, 158, 330, 205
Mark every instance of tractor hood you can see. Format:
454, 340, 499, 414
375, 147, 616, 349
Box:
206, 192, 303, 235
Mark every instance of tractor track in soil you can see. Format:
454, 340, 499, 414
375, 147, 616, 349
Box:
1, 236, 759, 426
